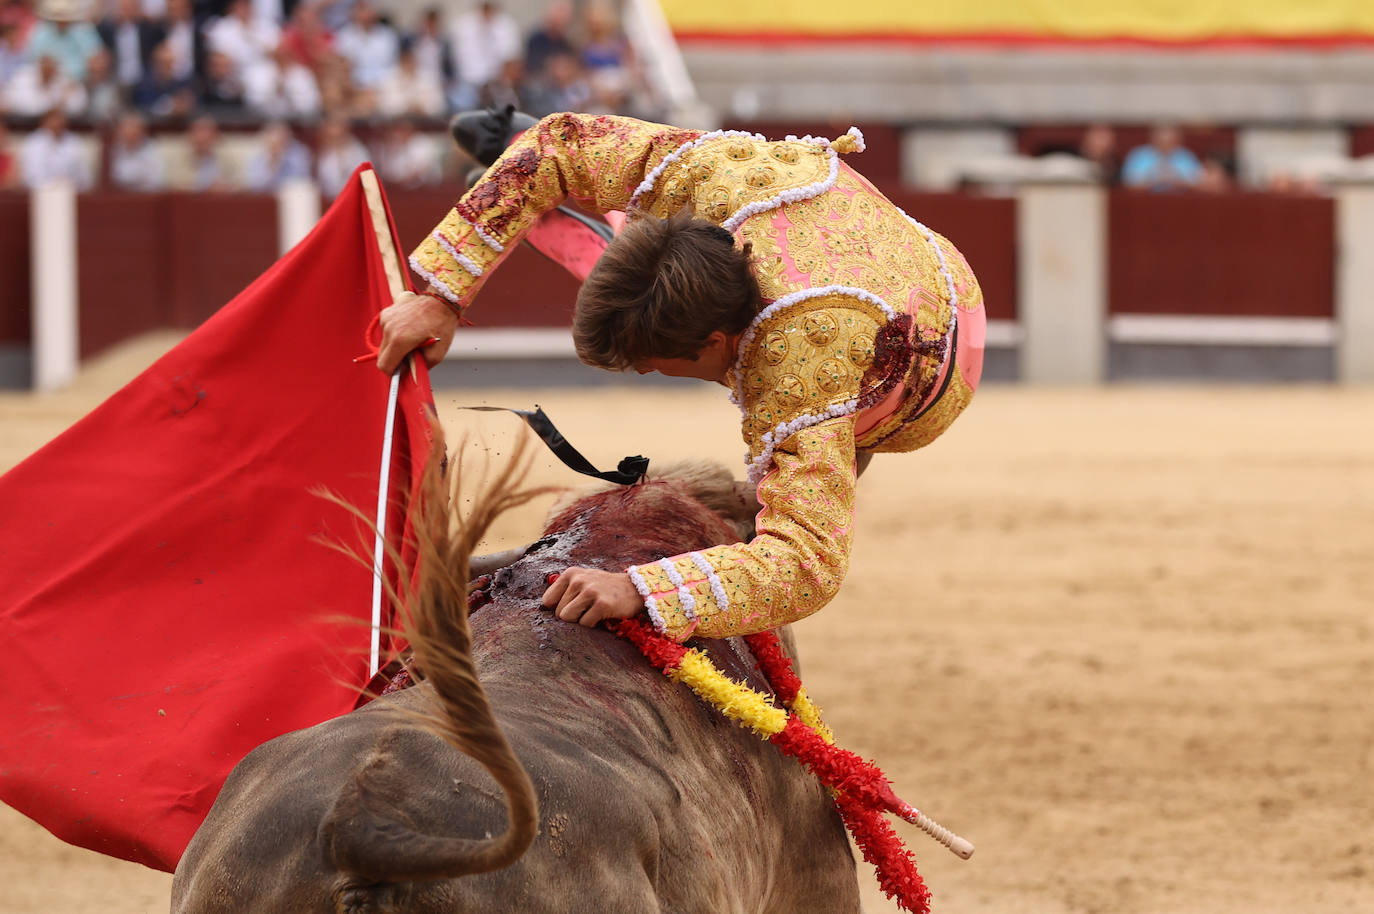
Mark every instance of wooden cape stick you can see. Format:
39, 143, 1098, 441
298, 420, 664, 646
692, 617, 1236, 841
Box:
360, 168, 408, 677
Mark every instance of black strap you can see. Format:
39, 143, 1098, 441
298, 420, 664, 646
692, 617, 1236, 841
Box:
458, 406, 649, 486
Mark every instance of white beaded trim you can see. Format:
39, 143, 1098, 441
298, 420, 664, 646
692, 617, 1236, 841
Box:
901, 213, 959, 310
463, 217, 504, 253
627, 129, 766, 210
689, 551, 729, 614
657, 558, 697, 621
722, 138, 837, 233
407, 256, 459, 303
746, 398, 859, 487
432, 231, 482, 278
626, 566, 666, 634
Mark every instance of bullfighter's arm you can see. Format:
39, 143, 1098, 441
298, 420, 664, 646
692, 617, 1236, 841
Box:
627, 297, 888, 641
408, 112, 701, 313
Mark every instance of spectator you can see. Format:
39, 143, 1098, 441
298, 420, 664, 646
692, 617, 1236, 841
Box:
108, 110, 165, 190
579, 1, 628, 75
407, 6, 450, 88
0, 18, 27, 87
0, 120, 20, 188
280, 0, 333, 74
19, 106, 91, 188
1078, 123, 1120, 185
244, 40, 320, 118
1198, 151, 1236, 194
377, 117, 439, 187
313, 114, 366, 196
376, 41, 442, 118
25, 0, 101, 82
1121, 125, 1203, 192
184, 114, 232, 189
96, 0, 163, 90
132, 40, 194, 117
449, 1, 519, 108
5, 52, 87, 115
334, 0, 396, 91
160, 0, 198, 84
80, 45, 120, 121
203, 0, 277, 81
242, 120, 309, 190
198, 49, 246, 115
524, 0, 572, 78
524, 49, 588, 116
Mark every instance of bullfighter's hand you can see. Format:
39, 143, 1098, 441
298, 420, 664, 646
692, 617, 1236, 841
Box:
542, 567, 644, 628
377, 290, 460, 374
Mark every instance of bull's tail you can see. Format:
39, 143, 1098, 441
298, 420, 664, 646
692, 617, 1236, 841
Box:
321, 437, 548, 884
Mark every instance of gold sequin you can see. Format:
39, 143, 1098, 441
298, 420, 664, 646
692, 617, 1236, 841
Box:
762, 330, 788, 364
815, 359, 849, 396
803, 309, 839, 346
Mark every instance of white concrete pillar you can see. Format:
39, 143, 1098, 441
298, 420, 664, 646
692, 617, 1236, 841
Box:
276, 178, 321, 256
30, 181, 79, 392
1016, 178, 1107, 383
1335, 178, 1374, 383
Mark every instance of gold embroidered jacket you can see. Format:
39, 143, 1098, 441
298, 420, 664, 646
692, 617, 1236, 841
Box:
411, 113, 980, 642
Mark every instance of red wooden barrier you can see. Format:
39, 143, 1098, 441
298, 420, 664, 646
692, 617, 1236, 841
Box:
0, 192, 30, 346
1108, 190, 1334, 318
75, 193, 279, 358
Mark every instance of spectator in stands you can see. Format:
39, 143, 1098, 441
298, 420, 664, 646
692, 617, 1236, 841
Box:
449, 0, 519, 109
280, 0, 333, 74
80, 45, 120, 120
0, 120, 20, 189
160, 0, 198, 85
314, 114, 367, 196
242, 120, 309, 190
524, 0, 572, 79
25, 0, 101, 82
1121, 125, 1202, 192
1078, 123, 1119, 185
483, 55, 522, 111
203, 0, 277, 82
1198, 150, 1236, 194
579, 1, 628, 75
132, 40, 194, 117
523, 49, 588, 116
334, 0, 396, 94
377, 41, 442, 118
184, 115, 233, 190
19, 107, 91, 188
244, 39, 320, 118
108, 110, 166, 190
377, 117, 439, 187
0, 17, 27, 87
96, 0, 162, 91
198, 48, 246, 114
5, 52, 87, 115
407, 7, 451, 89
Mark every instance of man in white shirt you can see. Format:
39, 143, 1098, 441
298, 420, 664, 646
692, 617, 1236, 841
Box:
203, 0, 277, 80
334, 0, 397, 91
108, 111, 165, 191
449, 1, 519, 106
20, 108, 92, 189
5, 54, 87, 116
244, 41, 320, 118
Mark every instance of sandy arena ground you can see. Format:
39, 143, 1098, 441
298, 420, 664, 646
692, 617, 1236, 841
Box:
2, 334, 1372, 914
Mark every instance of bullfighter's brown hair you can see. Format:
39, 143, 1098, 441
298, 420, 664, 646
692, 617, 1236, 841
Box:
573, 210, 763, 371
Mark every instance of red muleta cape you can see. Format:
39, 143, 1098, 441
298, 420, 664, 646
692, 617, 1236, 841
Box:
0, 167, 432, 871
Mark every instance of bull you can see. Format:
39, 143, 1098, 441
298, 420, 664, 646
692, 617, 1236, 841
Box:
170, 456, 862, 913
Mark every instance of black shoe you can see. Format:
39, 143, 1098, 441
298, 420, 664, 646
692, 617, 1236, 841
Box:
449, 105, 539, 166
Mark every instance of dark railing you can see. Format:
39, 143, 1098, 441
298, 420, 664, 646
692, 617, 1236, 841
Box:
1108, 190, 1334, 318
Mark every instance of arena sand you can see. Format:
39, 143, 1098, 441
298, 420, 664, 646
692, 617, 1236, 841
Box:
2, 333, 1372, 914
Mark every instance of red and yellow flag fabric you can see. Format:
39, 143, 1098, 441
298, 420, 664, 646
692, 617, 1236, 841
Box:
0, 167, 432, 872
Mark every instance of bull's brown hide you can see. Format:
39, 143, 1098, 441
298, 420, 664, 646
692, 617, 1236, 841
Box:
171, 472, 860, 914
